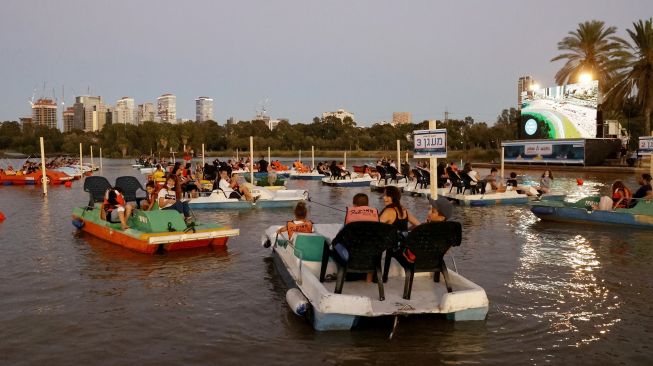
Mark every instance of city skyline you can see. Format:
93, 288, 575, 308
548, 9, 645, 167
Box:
1, 0, 651, 127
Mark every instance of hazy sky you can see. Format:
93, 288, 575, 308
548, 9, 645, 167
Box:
1, 0, 651, 127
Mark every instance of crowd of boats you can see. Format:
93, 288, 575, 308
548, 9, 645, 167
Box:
3, 151, 652, 331
0, 156, 97, 185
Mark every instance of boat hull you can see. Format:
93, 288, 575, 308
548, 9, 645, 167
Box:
531, 203, 653, 229
443, 191, 530, 206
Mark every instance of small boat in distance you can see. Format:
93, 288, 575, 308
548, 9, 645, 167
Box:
531, 196, 653, 229
321, 174, 373, 188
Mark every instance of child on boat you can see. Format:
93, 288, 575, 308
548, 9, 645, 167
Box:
158, 176, 193, 223
612, 180, 632, 209
537, 170, 553, 194
101, 188, 133, 230
140, 181, 158, 211
276, 202, 314, 240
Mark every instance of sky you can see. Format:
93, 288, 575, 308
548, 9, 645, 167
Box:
1, 0, 651, 127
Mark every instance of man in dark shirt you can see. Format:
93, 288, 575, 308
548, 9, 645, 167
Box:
632, 173, 652, 203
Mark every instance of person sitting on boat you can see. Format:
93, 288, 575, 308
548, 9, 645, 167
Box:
462, 163, 485, 194
276, 202, 313, 240
426, 206, 446, 222
611, 180, 632, 209
484, 168, 500, 192
379, 186, 420, 236
158, 176, 192, 223
140, 181, 158, 211
631, 174, 653, 207
101, 188, 133, 230
537, 170, 554, 194
216, 169, 257, 202
506, 172, 519, 189
152, 164, 166, 184
345, 193, 379, 224
362, 164, 379, 180
258, 156, 269, 173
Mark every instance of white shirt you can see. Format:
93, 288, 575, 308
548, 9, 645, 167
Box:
157, 187, 177, 209
218, 179, 234, 194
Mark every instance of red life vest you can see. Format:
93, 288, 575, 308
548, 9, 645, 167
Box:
344, 206, 379, 224
287, 220, 313, 239
103, 190, 126, 212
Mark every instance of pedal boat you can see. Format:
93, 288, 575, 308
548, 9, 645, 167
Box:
369, 178, 409, 192
261, 224, 489, 331
442, 189, 530, 206
531, 197, 653, 229
188, 186, 308, 209
72, 205, 239, 254
1, 170, 74, 185
289, 170, 325, 180
321, 174, 373, 187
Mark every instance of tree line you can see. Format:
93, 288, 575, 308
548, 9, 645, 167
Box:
0, 110, 518, 158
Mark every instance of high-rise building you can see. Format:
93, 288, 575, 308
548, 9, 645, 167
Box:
518, 76, 534, 110
195, 96, 214, 122
157, 93, 176, 123
115, 97, 135, 125
137, 103, 155, 123
73, 96, 110, 132
62, 107, 75, 132
19, 117, 33, 130
322, 109, 355, 122
31, 99, 58, 129
392, 112, 411, 125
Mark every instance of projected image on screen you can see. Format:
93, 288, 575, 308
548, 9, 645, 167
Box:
520, 80, 598, 139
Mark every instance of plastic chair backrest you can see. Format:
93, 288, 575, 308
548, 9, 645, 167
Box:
83, 176, 112, 206
334, 221, 398, 270
403, 221, 462, 272
115, 176, 146, 202
293, 234, 326, 261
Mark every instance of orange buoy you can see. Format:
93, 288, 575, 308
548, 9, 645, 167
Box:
65, 181, 73, 188
0, 211, 5, 221
576, 178, 584, 186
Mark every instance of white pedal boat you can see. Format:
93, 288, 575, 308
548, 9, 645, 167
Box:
403, 184, 449, 197
321, 174, 373, 187
289, 170, 325, 180
261, 224, 489, 331
188, 186, 308, 209
442, 189, 530, 206
139, 167, 156, 174
369, 178, 409, 192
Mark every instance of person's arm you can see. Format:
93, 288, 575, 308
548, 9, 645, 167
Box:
379, 208, 396, 225
612, 190, 624, 209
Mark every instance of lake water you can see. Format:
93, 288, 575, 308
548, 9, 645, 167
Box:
1, 159, 651, 365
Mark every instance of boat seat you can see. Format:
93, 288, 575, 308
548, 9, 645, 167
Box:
115, 176, 147, 207
447, 170, 465, 194
383, 221, 462, 300
292, 233, 327, 262
376, 165, 391, 184
319, 221, 398, 301
83, 176, 112, 209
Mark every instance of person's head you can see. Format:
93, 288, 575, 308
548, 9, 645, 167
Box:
383, 186, 402, 210
490, 168, 497, 175
145, 181, 155, 193
165, 176, 176, 189
640, 173, 652, 185
510, 172, 517, 179
294, 202, 307, 220
463, 163, 472, 172
450, 162, 458, 171
352, 193, 369, 207
542, 170, 553, 179
612, 180, 625, 191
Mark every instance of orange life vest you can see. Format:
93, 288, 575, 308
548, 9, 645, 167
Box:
287, 220, 314, 239
344, 206, 379, 224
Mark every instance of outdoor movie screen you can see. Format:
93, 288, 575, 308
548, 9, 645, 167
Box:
520, 80, 598, 139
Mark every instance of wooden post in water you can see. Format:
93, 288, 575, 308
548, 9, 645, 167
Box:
99, 148, 103, 171
344, 151, 347, 170
90, 145, 94, 170
429, 120, 437, 199
40, 137, 47, 196
268, 146, 271, 164
396, 140, 401, 168
236, 148, 239, 161
79, 143, 83, 174
405, 151, 409, 164
202, 144, 205, 167
299, 149, 302, 164
311, 146, 315, 170
500, 146, 505, 183
249, 136, 254, 184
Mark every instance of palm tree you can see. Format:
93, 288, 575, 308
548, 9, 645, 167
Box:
551, 20, 626, 88
605, 18, 653, 136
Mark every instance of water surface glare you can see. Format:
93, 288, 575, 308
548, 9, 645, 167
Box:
0, 159, 651, 365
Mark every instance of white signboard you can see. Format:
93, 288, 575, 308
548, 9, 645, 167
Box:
639, 136, 653, 156
413, 129, 447, 158
524, 144, 553, 156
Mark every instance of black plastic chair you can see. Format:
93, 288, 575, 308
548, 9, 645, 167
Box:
447, 169, 465, 194
319, 222, 399, 301
387, 165, 407, 183
459, 172, 478, 195
115, 176, 147, 206
383, 221, 462, 300
83, 176, 112, 209
376, 165, 390, 184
